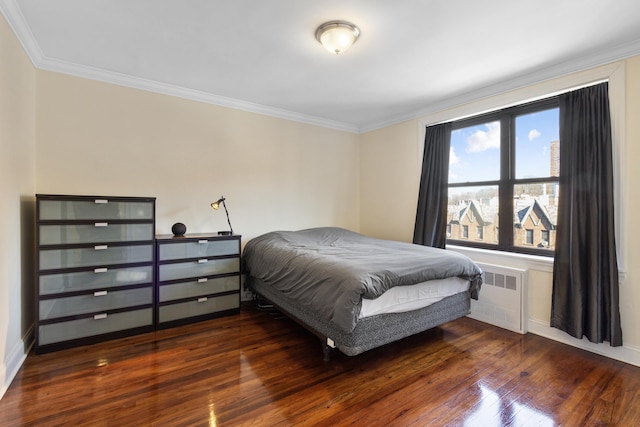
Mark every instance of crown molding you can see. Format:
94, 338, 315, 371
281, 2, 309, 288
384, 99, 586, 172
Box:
0, 0, 44, 65
0, 0, 361, 134
360, 36, 640, 133
36, 55, 362, 134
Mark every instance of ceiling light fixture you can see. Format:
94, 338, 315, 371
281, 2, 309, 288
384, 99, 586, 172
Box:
315, 20, 360, 55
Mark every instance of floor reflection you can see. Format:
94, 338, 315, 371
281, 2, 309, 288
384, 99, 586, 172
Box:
463, 385, 554, 427
208, 402, 217, 426
511, 401, 555, 427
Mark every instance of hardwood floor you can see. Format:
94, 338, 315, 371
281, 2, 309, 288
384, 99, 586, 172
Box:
1, 304, 639, 426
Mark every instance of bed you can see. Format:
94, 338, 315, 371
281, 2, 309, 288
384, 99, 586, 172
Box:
242, 227, 482, 360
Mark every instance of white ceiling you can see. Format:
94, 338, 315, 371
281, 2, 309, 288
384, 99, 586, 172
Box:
3, 0, 640, 133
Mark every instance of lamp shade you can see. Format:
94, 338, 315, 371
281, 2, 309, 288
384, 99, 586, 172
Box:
211, 198, 224, 210
315, 21, 360, 55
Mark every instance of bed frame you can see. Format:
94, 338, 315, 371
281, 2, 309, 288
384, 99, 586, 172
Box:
248, 276, 472, 361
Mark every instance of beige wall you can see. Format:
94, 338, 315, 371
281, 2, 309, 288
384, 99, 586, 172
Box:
359, 120, 419, 242
0, 14, 37, 396
622, 55, 640, 350
360, 57, 640, 365
35, 72, 361, 243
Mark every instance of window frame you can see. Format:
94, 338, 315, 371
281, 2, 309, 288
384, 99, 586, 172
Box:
446, 96, 559, 257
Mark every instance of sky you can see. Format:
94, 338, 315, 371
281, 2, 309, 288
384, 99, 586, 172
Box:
449, 108, 559, 183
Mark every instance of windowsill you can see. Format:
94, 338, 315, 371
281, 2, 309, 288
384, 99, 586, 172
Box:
446, 244, 554, 273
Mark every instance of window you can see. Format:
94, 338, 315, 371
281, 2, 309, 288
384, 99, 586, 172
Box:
447, 97, 559, 256
525, 229, 534, 245
541, 230, 550, 247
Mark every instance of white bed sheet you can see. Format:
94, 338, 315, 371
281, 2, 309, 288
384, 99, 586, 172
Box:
359, 276, 470, 319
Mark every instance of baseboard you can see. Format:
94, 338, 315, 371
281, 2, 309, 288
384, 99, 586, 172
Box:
0, 325, 34, 400
528, 319, 640, 367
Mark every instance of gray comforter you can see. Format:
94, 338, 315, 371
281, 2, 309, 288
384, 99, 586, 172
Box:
242, 227, 482, 333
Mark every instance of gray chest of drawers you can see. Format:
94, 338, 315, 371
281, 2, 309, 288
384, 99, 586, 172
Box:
155, 234, 241, 328
35, 194, 156, 353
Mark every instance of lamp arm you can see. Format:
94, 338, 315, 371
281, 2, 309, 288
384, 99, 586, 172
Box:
222, 199, 234, 234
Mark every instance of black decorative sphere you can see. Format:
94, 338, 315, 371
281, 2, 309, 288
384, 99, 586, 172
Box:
171, 222, 186, 236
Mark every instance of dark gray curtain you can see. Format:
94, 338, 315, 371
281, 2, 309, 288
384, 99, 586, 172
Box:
413, 122, 452, 248
551, 82, 622, 346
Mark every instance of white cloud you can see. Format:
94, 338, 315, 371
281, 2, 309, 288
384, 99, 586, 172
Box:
528, 129, 541, 141
449, 147, 459, 165
466, 122, 500, 152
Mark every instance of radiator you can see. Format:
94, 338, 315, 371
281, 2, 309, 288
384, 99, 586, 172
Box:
468, 263, 528, 334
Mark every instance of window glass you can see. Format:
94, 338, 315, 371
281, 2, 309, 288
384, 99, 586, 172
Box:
525, 229, 534, 245
449, 121, 501, 183
448, 185, 499, 245
515, 108, 559, 179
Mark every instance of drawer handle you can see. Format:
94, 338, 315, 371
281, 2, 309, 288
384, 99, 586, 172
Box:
197, 259, 208, 264
94, 199, 108, 204
94, 290, 108, 297
95, 222, 108, 227
197, 297, 208, 303
94, 267, 108, 273
198, 278, 208, 283
198, 240, 208, 244
94, 313, 108, 320
94, 245, 108, 250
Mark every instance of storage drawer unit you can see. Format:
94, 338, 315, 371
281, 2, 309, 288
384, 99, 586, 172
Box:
36, 194, 156, 353
156, 234, 241, 328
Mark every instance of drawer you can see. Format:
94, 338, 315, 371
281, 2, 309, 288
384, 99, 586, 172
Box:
39, 199, 154, 221
159, 275, 239, 302
38, 308, 153, 346
159, 293, 238, 323
39, 287, 152, 320
39, 223, 153, 245
39, 244, 153, 270
39, 265, 153, 295
159, 258, 239, 281
159, 239, 239, 261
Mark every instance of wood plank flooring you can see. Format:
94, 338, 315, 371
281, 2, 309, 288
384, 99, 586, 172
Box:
1, 304, 640, 426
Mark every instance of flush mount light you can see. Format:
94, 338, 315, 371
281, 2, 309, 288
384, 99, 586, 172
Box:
315, 20, 360, 55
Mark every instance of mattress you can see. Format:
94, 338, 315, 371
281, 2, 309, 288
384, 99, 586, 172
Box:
359, 276, 470, 319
